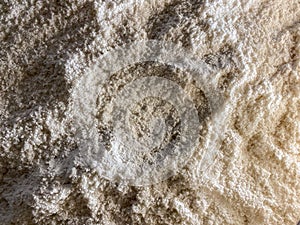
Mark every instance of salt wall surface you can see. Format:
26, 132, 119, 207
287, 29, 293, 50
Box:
0, 0, 299, 224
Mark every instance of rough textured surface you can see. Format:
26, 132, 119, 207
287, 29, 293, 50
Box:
0, 0, 299, 224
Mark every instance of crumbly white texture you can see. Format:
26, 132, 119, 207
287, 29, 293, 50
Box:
0, 0, 299, 224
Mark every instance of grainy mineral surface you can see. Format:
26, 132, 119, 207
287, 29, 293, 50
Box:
0, 0, 299, 224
